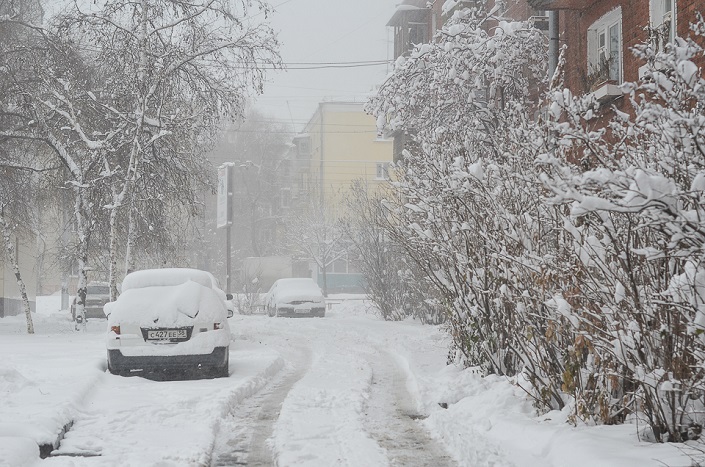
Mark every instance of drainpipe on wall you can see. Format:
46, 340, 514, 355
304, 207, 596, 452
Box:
548, 10, 559, 82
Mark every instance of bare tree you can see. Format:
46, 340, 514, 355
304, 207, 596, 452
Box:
51, 0, 281, 299
344, 179, 444, 323
283, 194, 349, 296
220, 110, 291, 260
0, 151, 42, 334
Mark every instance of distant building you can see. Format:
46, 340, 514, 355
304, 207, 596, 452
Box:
204, 119, 292, 291
290, 101, 393, 292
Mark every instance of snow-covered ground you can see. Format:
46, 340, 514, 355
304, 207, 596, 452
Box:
1, 296, 702, 466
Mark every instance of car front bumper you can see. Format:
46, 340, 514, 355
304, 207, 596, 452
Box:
276, 307, 325, 317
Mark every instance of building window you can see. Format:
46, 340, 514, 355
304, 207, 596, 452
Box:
587, 8, 622, 87
295, 136, 311, 158
376, 162, 390, 180
650, 0, 675, 51
281, 188, 291, 209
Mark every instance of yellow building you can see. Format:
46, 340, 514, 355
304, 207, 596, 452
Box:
287, 101, 393, 293
293, 101, 393, 217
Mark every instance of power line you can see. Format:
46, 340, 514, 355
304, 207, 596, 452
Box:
281, 60, 389, 66
226, 128, 379, 135
266, 61, 390, 70
244, 119, 378, 128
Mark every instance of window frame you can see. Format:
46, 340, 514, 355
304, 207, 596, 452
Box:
295, 136, 311, 158
375, 162, 390, 180
280, 188, 291, 209
650, 0, 676, 51
587, 8, 623, 85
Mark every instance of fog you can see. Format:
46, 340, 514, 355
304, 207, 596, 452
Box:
253, 0, 399, 127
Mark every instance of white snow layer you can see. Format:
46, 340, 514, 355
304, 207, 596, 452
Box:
0, 296, 701, 466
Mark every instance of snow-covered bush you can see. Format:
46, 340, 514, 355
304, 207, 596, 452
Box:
371, 1, 705, 441
539, 17, 705, 441
344, 180, 444, 323
368, 6, 578, 408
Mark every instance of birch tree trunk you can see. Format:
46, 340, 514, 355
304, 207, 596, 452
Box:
124, 204, 137, 275
0, 215, 34, 334
108, 197, 120, 301
72, 184, 94, 331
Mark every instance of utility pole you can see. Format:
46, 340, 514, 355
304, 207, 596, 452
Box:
217, 163, 234, 291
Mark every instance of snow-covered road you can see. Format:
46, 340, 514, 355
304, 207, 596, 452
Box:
220, 305, 456, 467
2, 299, 457, 466
1, 297, 701, 466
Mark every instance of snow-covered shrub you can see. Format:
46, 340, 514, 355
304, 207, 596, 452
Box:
368, 6, 577, 408
539, 17, 705, 440
344, 180, 444, 323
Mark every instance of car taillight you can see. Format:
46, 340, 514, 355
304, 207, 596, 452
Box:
111, 325, 121, 335
214, 322, 224, 330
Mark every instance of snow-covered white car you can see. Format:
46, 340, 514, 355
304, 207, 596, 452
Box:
264, 278, 326, 318
104, 268, 233, 377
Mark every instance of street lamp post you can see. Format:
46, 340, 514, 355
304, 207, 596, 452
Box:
217, 163, 234, 292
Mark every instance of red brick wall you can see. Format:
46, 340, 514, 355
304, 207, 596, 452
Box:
505, 0, 533, 19
559, 0, 702, 99
678, 0, 701, 36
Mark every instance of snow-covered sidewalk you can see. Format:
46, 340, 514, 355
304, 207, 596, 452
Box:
1, 296, 702, 466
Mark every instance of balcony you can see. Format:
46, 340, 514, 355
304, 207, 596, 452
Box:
388, 0, 430, 59
590, 82, 622, 104
583, 56, 623, 104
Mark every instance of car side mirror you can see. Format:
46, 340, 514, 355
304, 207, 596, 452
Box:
226, 293, 233, 300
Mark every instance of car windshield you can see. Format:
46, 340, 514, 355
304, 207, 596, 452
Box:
274, 279, 320, 291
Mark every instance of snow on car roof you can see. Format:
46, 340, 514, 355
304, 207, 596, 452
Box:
122, 268, 213, 292
106, 279, 226, 326
269, 278, 325, 302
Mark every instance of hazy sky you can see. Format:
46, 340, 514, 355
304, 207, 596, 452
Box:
252, 0, 400, 130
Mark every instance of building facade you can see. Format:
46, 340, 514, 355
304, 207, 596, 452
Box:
294, 102, 393, 216
291, 101, 394, 292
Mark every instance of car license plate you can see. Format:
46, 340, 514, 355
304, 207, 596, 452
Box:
147, 329, 187, 340
295, 308, 310, 314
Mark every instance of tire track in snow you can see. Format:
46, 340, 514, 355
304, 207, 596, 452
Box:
45, 348, 284, 465
362, 348, 457, 467
211, 344, 312, 466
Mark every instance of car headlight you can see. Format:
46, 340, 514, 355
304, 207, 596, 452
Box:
214, 322, 225, 330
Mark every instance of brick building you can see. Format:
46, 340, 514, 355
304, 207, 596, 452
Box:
528, 0, 703, 111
